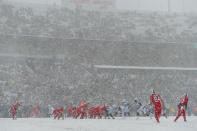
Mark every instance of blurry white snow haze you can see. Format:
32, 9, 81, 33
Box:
0, 0, 197, 131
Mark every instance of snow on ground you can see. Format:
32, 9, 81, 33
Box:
0, 117, 197, 131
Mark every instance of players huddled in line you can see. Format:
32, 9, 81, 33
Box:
9, 90, 189, 123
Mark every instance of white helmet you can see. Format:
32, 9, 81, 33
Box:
134, 98, 138, 102
150, 89, 155, 94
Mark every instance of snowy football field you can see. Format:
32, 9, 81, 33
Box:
0, 117, 197, 131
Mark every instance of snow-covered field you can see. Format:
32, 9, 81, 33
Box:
0, 117, 197, 131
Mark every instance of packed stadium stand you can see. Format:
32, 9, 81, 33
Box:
0, 1, 197, 117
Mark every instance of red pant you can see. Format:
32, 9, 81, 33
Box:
154, 106, 161, 123
10, 107, 17, 120
67, 108, 72, 117
54, 112, 63, 120
174, 107, 186, 122
75, 111, 87, 119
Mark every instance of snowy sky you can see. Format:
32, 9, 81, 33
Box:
6, 0, 197, 12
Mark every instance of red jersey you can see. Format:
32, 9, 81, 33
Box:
100, 105, 107, 111
10, 102, 20, 113
180, 96, 188, 106
53, 107, 64, 114
94, 106, 100, 112
33, 104, 40, 113
150, 94, 161, 107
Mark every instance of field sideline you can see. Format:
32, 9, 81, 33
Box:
0, 116, 197, 131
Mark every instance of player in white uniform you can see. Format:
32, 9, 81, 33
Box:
121, 99, 130, 117
48, 105, 54, 118
134, 98, 151, 117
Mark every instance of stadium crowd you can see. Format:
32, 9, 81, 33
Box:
0, 1, 197, 118
0, 1, 197, 42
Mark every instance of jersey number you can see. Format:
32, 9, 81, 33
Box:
154, 96, 160, 103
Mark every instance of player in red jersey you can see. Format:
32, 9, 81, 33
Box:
75, 103, 88, 119
88, 106, 96, 119
149, 89, 165, 123
9, 101, 21, 120
67, 107, 73, 117
67, 106, 77, 118
174, 93, 189, 122
32, 104, 40, 118
93, 106, 101, 119
53, 106, 64, 120
99, 105, 107, 119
